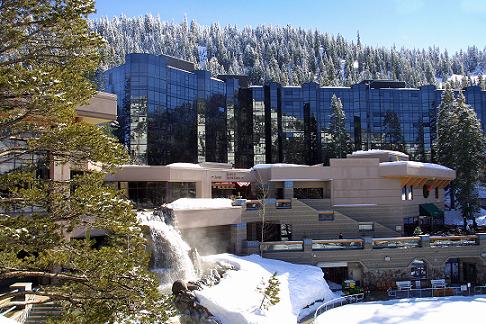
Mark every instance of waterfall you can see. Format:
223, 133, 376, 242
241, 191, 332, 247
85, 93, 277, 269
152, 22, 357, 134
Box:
137, 210, 199, 290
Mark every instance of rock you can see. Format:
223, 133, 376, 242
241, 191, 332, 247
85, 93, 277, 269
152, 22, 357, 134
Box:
187, 282, 201, 291
172, 280, 188, 295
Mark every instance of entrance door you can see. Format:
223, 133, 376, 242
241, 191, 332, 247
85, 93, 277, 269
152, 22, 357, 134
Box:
445, 259, 460, 283
322, 267, 348, 286
463, 263, 477, 284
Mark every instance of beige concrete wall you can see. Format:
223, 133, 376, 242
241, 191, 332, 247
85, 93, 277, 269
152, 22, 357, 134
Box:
174, 207, 242, 229
181, 225, 232, 255
76, 92, 117, 123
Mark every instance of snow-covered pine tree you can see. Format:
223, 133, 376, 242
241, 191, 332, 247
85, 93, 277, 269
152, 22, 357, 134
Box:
258, 272, 281, 311
329, 94, 351, 158
90, 15, 486, 88
453, 92, 485, 227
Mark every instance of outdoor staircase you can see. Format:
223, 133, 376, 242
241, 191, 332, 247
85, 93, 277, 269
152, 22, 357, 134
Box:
297, 199, 399, 238
24, 303, 62, 324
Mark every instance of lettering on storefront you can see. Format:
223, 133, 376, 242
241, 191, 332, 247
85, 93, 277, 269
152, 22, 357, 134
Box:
226, 172, 244, 181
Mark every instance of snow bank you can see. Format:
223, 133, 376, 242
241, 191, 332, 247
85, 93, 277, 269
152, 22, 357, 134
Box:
316, 295, 486, 324
381, 160, 453, 171
195, 254, 336, 324
166, 198, 234, 210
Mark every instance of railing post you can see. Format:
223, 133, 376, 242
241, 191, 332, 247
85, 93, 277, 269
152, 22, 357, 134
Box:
420, 234, 430, 248
477, 233, 486, 246
304, 238, 313, 252
363, 236, 373, 249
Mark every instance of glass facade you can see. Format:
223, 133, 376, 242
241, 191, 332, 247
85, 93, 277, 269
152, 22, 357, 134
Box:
103, 54, 486, 168
116, 181, 196, 208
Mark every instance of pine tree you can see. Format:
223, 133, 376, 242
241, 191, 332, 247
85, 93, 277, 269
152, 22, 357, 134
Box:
329, 95, 351, 158
435, 84, 458, 208
383, 111, 406, 153
258, 272, 281, 311
453, 92, 485, 227
0, 1, 171, 322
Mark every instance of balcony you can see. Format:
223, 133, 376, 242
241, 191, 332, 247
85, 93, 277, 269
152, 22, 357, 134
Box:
312, 239, 363, 250
275, 199, 292, 209
261, 240, 304, 252
372, 237, 421, 249
429, 235, 478, 247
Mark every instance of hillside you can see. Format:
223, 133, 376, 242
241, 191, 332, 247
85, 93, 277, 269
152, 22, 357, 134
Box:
91, 15, 486, 88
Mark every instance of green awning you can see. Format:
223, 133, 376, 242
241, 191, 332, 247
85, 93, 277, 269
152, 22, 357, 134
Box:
420, 203, 444, 218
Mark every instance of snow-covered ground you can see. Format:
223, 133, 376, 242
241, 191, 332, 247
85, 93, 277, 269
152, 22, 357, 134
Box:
195, 254, 337, 324
315, 295, 486, 324
444, 208, 486, 226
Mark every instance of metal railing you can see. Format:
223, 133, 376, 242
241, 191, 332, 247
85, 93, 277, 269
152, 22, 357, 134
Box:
429, 235, 478, 247
255, 235, 481, 253
313, 293, 364, 322
387, 285, 475, 299
261, 240, 304, 252
373, 237, 421, 249
312, 239, 363, 250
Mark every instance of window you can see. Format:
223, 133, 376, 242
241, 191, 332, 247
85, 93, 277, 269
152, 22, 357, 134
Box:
410, 259, 427, 279
358, 222, 374, 231
423, 185, 430, 198
319, 212, 335, 221
407, 186, 414, 200
293, 187, 324, 199
402, 185, 414, 200
435, 187, 439, 199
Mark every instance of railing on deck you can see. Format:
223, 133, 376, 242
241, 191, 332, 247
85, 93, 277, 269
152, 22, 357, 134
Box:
312, 239, 363, 250
254, 235, 481, 254
261, 240, 304, 252
313, 293, 364, 322
275, 199, 292, 209
429, 235, 478, 247
372, 237, 421, 249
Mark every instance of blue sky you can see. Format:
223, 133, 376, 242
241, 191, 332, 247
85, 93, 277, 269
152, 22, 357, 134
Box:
91, 0, 486, 53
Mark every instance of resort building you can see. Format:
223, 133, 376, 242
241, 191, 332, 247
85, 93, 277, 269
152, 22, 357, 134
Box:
106, 150, 486, 288
102, 53, 486, 167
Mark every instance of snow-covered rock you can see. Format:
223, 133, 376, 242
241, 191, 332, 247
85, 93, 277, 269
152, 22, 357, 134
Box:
195, 254, 336, 324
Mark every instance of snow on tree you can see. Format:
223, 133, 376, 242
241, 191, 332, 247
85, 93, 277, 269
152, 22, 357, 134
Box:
258, 272, 281, 311
89, 15, 486, 88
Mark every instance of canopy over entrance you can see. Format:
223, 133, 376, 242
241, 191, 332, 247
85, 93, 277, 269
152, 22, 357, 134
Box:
420, 203, 444, 218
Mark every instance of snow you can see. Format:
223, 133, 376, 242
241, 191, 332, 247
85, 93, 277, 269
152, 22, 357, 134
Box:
252, 163, 308, 170
195, 254, 337, 324
352, 150, 409, 158
167, 163, 202, 169
0, 315, 20, 324
315, 295, 486, 324
448, 74, 486, 84
380, 161, 453, 171
444, 208, 486, 226
166, 198, 234, 210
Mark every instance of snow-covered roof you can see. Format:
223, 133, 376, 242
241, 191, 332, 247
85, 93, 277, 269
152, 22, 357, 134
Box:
167, 163, 202, 169
165, 198, 234, 210
352, 150, 409, 158
252, 163, 308, 170
380, 161, 453, 171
